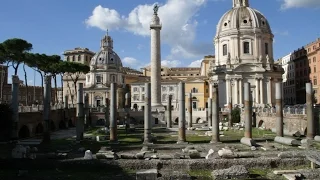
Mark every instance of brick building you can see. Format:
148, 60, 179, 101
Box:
306, 38, 320, 103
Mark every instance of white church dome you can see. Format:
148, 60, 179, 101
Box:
90, 34, 123, 70
216, 0, 272, 36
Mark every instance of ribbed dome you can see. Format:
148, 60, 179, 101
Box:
216, 6, 272, 36
90, 34, 123, 70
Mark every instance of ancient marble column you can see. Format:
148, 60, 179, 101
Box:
234, 79, 239, 104
306, 83, 315, 139
144, 83, 152, 144
167, 95, 172, 128
275, 82, 283, 137
84, 94, 89, 128
105, 98, 110, 128
10, 75, 19, 139
255, 78, 260, 105
76, 83, 84, 141
125, 92, 131, 109
267, 78, 272, 105
188, 93, 193, 128
64, 95, 69, 128
244, 83, 252, 138
109, 83, 118, 143
177, 82, 186, 143
241, 82, 256, 146
150, 8, 162, 107
208, 98, 212, 127
259, 78, 264, 104
239, 79, 243, 104
211, 84, 220, 143
117, 87, 124, 109
43, 75, 52, 143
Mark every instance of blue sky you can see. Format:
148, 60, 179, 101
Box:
1, 0, 320, 86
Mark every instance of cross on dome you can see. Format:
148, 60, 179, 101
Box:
233, 0, 249, 8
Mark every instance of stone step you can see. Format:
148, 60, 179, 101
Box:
282, 173, 302, 180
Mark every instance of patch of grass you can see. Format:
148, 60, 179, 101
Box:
188, 170, 212, 178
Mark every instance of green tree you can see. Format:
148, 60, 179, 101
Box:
65, 62, 90, 104
1, 38, 32, 75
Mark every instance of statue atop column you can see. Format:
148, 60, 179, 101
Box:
153, 4, 159, 15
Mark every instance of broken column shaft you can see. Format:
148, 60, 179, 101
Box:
188, 93, 193, 128
275, 82, 284, 137
211, 84, 220, 143
76, 83, 84, 141
144, 83, 152, 144
167, 95, 172, 128
306, 83, 315, 139
208, 98, 212, 127
177, 82, 186, 143
109, 83, 118, 143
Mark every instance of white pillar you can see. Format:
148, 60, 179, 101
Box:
267, 78, 272, 105
239, 79, 243, 105
260, 78, 264, 104
209, 84, 213, 98
226, 79, 231, 104
234, 79, 239, 104
150, 12, 162, 107
255, 78, 260, 105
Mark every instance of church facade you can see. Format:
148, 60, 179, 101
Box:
209, 0, 284, 108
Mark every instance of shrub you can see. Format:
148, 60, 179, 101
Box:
231, 107, 241, 124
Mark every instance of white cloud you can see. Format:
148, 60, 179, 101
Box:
188, 59, 203, 67
161, 60, 182, 67
85, 0, 212, 59
122, 57, 141, 68
281, 0, 320, 9
274, 30, 289, 36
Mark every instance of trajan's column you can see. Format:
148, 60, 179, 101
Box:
150, 4, 163, 110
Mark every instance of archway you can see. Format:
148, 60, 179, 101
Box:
68, 119, 74, 127
174, 117, 179, 124
133, 104, 138, 110
35, 123, 44, 134
59, 120, 66, 129
96, 119, 105, 126
258, 120, 265, 128
196, 118, 202, 124
50, 120, 56, 131
19, 125, 30, 139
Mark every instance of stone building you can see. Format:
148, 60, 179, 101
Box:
63, 33, 128, 108
292, 48, 308, 104
131, 56, 212, 111
209, 0, 283, 108
306, 38, 320, 103
84, 33, 126, 108
281, 53, 296, 105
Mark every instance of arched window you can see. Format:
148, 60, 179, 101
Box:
243, 42, 250, 54
223, 44, 228, 56
265, 43, 269, 55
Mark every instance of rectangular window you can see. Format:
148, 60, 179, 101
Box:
243, 42, 250, 54
314, 79, 317, 85
265, 43, 269, 54
96, 75, 101, 84
223, 44, 227, 56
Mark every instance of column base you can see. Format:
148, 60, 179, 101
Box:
240, 137, 256, 147
176, 141, 188, 144
210, 139, 221, 144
